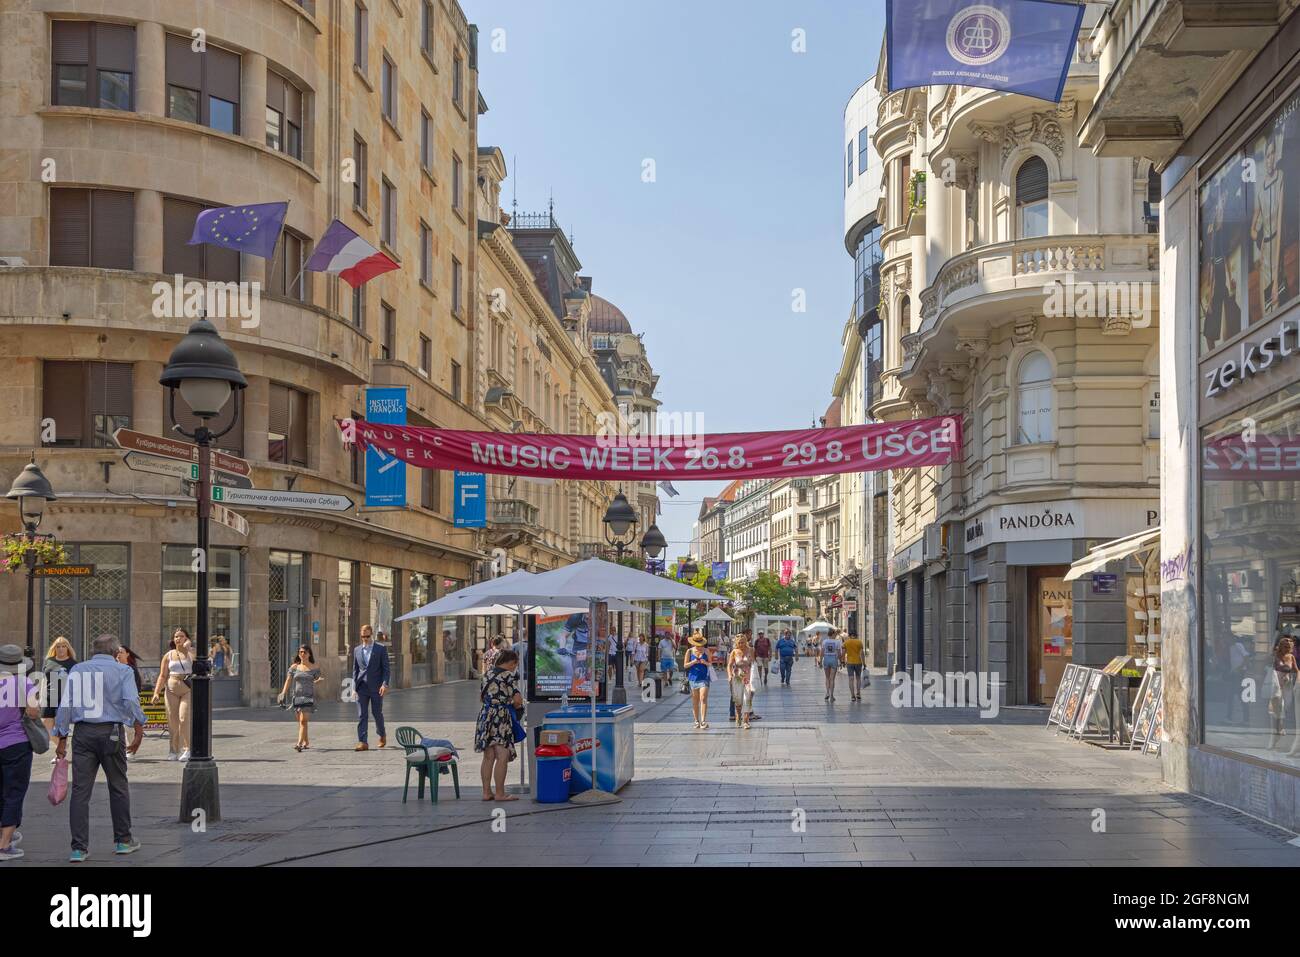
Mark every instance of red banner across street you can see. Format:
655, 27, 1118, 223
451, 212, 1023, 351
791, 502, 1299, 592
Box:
339, 415, 962, 482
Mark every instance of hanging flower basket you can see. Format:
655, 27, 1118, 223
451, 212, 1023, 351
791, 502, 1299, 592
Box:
0, 534, 69, 573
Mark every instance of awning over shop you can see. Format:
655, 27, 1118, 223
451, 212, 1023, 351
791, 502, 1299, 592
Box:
1063, 528, 1161, 582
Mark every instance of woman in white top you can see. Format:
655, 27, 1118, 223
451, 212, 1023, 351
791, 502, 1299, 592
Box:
152, 628, 195, 761
633, 634, 650, 685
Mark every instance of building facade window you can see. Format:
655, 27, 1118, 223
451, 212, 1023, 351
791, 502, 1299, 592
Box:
49, 188, 134, 270
451, 154, 463, 210
380, 302, 395, 359
41, 543, 130, 661
42, 360, 132, 448
166, 34, 240, 134
450, 360, 461, 401
163, 545, 242, 700
381, 176, 395, 247
268, 551, 307, 691
452, 54, 463, 110
267, 229, 309, 301
353, 2, 368, 71
420, 1, 435, 56
381, 52, 397, 123
1015, 351, 1054, 445
420, 221, 432, 286
846, 140, 854, 188
420, 109, 432, 171
351, 284, 366, 330
858, 127, 869, 175
452, 256, 462, 315
163, 198, 239, 282
410, 572, 432, 685
421, 466, 439, 511
1016, 156, 1050, 239
352, 134, 368, 210
370, 566, 396, 645
419, 334, 432, 376
268, 382, 309, 466
266, 71, 305, 161
51, 21, 136, 111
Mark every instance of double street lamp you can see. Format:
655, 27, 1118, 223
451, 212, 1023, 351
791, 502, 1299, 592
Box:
601, 491, 638, 704
160, 318, 246, 824
5, 457, 58, 660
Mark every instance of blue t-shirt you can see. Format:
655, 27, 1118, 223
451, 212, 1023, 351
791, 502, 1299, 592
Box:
776, 637, 797, 659
685, 650, 710, 683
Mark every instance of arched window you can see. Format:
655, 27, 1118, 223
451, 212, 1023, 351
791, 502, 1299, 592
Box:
1016, 351, 1053, 444
1015, 156, 1049, 239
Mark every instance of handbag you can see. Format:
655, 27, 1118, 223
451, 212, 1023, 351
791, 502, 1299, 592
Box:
509, 709, 527, 744
23, 714, 49, 754
48, 756, 69, 805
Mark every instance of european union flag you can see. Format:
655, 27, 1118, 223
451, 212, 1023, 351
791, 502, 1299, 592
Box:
187, 201, 289, 260
887, 0, 1085, 103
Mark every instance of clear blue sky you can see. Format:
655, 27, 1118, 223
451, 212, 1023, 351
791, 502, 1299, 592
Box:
464, 0, 885, 557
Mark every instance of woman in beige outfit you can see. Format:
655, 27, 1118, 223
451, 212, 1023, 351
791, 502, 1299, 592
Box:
152, 629, 195, 761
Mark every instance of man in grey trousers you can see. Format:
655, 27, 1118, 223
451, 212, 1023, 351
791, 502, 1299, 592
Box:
54, 634, 146, 863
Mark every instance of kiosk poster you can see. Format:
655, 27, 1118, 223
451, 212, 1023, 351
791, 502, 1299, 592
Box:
1048, 663, 1077, 726
531, 612, 591, 700
1073, 670, 1105, 735
1060, 667, 1090, 728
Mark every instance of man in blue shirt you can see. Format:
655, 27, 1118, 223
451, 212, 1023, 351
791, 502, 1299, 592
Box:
54, 634, 146, 862
775, 632, 798, 686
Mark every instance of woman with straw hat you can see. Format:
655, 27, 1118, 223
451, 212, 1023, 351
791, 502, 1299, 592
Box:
684, 633, 712, 730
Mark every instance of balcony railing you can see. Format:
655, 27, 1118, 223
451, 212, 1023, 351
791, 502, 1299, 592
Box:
490, 498, 540, 528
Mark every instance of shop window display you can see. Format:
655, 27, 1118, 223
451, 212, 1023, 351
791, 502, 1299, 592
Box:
1201, 380, 1300, 763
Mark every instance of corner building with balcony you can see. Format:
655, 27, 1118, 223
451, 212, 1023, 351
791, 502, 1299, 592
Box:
867, 3, 1161, 705
0, 0, 622, 705
1084, 0, 1300, 830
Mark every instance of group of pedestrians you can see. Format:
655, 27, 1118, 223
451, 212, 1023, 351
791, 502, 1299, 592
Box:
814, 628, 870, 703
0, 634, 146, 864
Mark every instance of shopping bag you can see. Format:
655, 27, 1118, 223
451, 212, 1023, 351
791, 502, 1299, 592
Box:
48, 756, 69, 805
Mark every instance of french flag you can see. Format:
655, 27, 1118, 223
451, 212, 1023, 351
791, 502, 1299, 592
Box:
304, 219, 399, 287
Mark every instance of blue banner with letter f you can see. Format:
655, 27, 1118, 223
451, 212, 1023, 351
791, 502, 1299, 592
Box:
886, 0, 1084, 103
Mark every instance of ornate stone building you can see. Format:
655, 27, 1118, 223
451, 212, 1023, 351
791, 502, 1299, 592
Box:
866, 6, 1160, 703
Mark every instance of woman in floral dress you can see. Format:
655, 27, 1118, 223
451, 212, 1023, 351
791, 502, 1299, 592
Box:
475, 650, 523, 801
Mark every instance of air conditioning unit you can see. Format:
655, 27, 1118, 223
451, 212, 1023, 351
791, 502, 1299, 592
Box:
923, 523, 948, 562
0, 257, 28, 267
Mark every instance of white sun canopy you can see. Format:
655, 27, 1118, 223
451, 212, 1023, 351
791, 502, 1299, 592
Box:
1063, 527, 1161, 582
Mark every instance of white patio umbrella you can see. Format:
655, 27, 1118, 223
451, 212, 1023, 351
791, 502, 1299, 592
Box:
478, 558, 723, 803
395, 569, 542, 620
801, 620, 834, 633
698, 607, 734, 622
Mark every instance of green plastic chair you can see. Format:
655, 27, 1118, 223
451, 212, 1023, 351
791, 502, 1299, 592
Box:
396, 726, 460, 803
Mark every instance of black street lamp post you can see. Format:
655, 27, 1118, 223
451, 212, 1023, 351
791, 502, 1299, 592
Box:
639, 523, 666, 679
5, 457, 58, 660
679, 558, 698, 637
160, 318, 246, 824
601, 491, 638, 704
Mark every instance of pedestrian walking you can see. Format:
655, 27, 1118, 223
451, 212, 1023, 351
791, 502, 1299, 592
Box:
114, 646, 144, 693
0, 644, 39, 862
753, 631, 772, 687
481, 636, 505, 683
728, 633, 756, 729
54, 634, 145, 862
657, 633, 677, 684
211, 634, 232, 678
277, 645, 322, 752
843, 632, 868, 701
475, 649, 523, 802
820, 630, 844, 702
685, 634, 712, 729
353, 624, 390, 751
775, 631, 797, 685
40, 636, 77, 733
633, 633, 649, 685
151, 628, 194, 761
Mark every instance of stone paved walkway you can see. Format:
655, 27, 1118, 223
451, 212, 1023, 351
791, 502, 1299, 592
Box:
8, 655, 1300, 866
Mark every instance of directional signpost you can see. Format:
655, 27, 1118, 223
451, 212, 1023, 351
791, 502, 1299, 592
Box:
113, 428, 251, 477
209, 486, 354, 512
33, 564, 95, 578
123, 452, 253, 489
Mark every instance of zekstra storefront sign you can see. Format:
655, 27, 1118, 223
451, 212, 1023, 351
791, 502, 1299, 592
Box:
963, 500, 1158, 553
1203, 317, 1300, 399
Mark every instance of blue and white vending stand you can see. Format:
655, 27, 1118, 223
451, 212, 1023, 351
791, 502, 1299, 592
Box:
543, 703, 635, 794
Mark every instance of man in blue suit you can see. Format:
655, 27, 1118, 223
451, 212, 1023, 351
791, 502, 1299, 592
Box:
353, 624, 390, 751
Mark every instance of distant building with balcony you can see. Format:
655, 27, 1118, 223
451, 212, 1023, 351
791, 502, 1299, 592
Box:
868, 4, 1160, 703
811, 401, 843, 628
723, 478, 771, 586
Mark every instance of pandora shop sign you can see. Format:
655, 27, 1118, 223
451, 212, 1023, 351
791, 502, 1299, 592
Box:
963, 500, 1157, 553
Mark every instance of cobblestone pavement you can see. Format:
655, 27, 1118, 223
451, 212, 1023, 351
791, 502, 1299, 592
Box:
8, 656, 1300, 867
